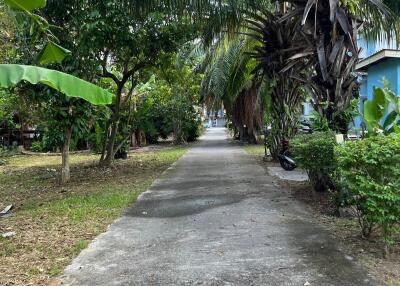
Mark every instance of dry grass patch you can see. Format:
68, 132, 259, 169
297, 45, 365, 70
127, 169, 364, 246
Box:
0, 146, 188, 286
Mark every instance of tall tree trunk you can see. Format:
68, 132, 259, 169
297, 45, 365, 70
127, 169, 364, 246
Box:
102, 119, 119, 166
100, 86, 122, 167
232, 85, 263, 144
100, 119, 111, 161
20, 120, 25, 148
269, 77, 302, 160
61, 126, 72, 184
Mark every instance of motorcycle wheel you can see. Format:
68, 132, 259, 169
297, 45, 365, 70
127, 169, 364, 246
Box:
279, 157, 296, 171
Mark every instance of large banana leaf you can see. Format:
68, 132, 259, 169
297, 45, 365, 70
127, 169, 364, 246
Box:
363, 86, 400, 134
37, 41, 71, 65
0, 64, 113, 105
5, 0, 46, 11
363, 87, 387, 131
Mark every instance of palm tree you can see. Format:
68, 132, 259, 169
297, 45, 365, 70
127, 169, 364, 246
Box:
120, 0, 398, 156
201, 37, 265, 143
279, 0, 397, 134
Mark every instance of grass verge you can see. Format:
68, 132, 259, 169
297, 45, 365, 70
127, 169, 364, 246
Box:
0, 146, 188, 285
241, 144, 265, 157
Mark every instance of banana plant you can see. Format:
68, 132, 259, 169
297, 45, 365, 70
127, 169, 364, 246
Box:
2, 1, 113, 184
4, 0, 71, 64
0, 64, 114, 184
0, 64, 113, 105
363, 85, 400, 135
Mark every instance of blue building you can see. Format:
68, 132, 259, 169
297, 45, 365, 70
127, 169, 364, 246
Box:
354, 34, 399, 127
301, 34, 399, 129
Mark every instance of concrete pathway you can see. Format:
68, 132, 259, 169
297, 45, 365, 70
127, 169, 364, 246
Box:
60, 128, 375, 286
267, 166, 309, 182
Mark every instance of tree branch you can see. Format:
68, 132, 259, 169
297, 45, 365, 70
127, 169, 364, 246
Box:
121, 61, 148, 85
98, 50, 121, 85
122, 77, 138, 106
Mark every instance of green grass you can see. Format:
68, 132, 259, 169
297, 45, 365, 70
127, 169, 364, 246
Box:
0, 237, 16, 257
242, 144, 265, 157
72, 240, 89, 255
0, 146, 188, 285
48, 265, 62, 276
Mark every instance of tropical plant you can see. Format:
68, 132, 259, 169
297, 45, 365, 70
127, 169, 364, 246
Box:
134, 51, 203, 145
0, 65, 113, 105
245, 8, 309, 155
201, 36, 266, 143
129, 0, 398, 152
310, 99, 360, 134
3, 0, 71, 65
1, 0, 114, 183
0, 64, 113, 184
42, 0, 200, 166
278, 0, 395, 134
363, 84, 400, 135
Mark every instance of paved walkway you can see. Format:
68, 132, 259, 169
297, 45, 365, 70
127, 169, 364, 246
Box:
60, 128, 375, 286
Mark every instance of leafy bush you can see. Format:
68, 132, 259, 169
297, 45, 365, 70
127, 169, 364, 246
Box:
136, 84, 202, 144
35, 124, 63, 152
310, 99, 359, 134
310, 112, 330, 132
292, 132, 337, 192
335, 134, 400, 253
184, 119, 202, 142
30, 141, 44, 152
87, 123, 105, 153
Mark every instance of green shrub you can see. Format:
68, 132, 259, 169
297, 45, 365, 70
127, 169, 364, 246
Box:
335, 134, 400, 253
185, 120, 202, 142
292, 132, 337, 192
30, 141, 44, 152
87, 123, 104, 153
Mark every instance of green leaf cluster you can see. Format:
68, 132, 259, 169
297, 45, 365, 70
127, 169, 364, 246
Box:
4, 0, 71, 64
292, 132, 337, 192
363, 84, 400, 135
335, 134, 400, 251
0, 89, 18, 128
135, 59, 203, 144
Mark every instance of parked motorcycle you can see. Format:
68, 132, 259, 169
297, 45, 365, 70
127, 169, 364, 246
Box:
277, 139, 297, 171
263, 120, 312, 170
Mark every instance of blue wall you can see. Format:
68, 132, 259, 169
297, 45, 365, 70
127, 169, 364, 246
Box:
358, 35, 397, 59
365, 59, 400, 97
356, 59, 400, 128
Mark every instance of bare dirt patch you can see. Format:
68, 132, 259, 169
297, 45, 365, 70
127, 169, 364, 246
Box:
278, 173, 400, 286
